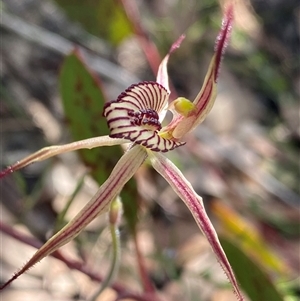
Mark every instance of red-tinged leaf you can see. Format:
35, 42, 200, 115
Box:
220, 236, 285, 301
59, 51, 139, 233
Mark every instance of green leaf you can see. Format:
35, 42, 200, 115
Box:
220, 236, 284, 301
212, 200, 288, 275
54, 0, 132, 45
59, 51, 138, 233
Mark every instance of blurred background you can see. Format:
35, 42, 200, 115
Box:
0, 0, 299, 300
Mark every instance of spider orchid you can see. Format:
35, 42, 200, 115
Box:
0, 5, 243, 300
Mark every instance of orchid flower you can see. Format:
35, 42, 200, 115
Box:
0, 5, 243, 300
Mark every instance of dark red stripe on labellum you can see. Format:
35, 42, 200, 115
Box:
103, 81, 184, 152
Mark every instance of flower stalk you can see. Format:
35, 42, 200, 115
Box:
89, 197, 123, 301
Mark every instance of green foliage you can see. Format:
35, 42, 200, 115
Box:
55, 0, 133, 45
220, 236, 285, 301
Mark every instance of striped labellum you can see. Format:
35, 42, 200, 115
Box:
103, 81, 185, 152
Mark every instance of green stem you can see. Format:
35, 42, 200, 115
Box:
54, 174, 86, 233
88, 211, 121, 301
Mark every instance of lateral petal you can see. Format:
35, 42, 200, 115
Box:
0, 145, 147, 290
165, 5, 234, 139
187, 4, 234, 127
0, 135, 126, 178
171, 57, 217, 139
149, 151, 244, 301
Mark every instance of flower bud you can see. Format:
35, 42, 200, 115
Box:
109, 196, 123, 226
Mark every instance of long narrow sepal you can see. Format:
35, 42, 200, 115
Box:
166, 5, 234, 139
190, 3, 233, 116
149, 151, 244, 301
0, 145, 147, 290
156, 35, 185, 121
156, 34, 185, 94
0, 136, 126, 178
213, 4, 234, 82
